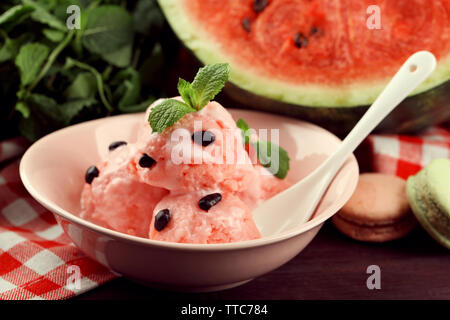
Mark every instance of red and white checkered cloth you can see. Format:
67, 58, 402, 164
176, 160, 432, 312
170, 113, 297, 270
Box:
0, 125, 449, 300
0, 138, 117, 300
367, 126, 450, 179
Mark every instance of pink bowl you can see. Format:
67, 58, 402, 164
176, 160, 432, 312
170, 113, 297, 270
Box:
20, 110, 359, 292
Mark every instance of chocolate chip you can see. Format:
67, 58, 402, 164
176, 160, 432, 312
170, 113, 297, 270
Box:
139, 154, 156, 168
154, 209, 170, 231
253, 0, 268, 13
242, 18, 251, 33
192, 131, 216, 147
85, 166, 99, 184
198, 193, 222, 211
108, 141, 127, 151
294, 32, 308, 48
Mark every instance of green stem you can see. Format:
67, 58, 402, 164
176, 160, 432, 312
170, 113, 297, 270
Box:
73, 31, 83, 57
87, 0, 102, 10
102, 65, 113, 81
28, 31, 74, 93
66, 58, 114, 112
131, 47, 140, 69
104, 84, 113, 104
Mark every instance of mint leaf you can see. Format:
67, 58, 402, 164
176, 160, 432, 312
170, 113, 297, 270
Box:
23, 0, 67, 31
0, 34, 31, 63
27, 93, 97, 126
18, 94, 97, 141
0, 4, 34, 31
111, 67, 141, 108
236, 118, 251, 145
81, 6, 134, 67
15, 101, 30, 118
177, 78, 196, 109
26, 93, 59, 121
18, 114, 43, 142
42, 28, 65, 42
15, 42, 50, 86
52, 0, 82, 22
60, 98, 98, 124
149, 99, 196, 133
253, 141, 290, 179
191, 63, 230, 109
237, 118, 290, 179
63, 57, 113, 111
64, 72, 97, 100
236, 118, 250, 131
102, 44, 132, 68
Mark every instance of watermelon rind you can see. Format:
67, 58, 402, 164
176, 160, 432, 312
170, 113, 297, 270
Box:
224, 78, 450, 135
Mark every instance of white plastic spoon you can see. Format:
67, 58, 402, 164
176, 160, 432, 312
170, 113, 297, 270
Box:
253, 51, 437, 237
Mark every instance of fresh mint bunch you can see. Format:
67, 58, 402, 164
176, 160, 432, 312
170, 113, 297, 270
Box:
149, 63, 230, 133
237, 118, 290, 179
0, 0, 167, 141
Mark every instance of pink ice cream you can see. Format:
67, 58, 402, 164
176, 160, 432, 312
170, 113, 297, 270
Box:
80, 144, 168, 237
149, 193, 260, 243
135, 99, 260, 196
79, 98, 290, 243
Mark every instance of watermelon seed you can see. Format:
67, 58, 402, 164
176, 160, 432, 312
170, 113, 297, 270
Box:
139, 153, 156, 168
108, 141, 127, 151
242, 18, 251, 32
85, 166, 99, 184
154, 209, 171, 231
192, 130, 216, 146
253, 0, 268, 13
198, 193, 222, 211
310, 26, 319, 35
294, 33, 308, 48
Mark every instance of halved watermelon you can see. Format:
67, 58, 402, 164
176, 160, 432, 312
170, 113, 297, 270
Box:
158, 0, 450, 134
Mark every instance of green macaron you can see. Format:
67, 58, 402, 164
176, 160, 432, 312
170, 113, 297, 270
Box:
406, 158, 450, 249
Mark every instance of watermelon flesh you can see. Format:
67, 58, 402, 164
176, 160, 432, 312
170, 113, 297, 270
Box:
184, 0, 450, 88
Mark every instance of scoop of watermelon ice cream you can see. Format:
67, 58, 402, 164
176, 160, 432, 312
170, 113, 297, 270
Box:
149, 193, 260, 243
79, 98, 290, 243
135, 98, 261, 196
80, 144, 168, 237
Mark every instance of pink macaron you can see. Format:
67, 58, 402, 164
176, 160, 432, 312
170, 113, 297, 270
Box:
332, 173, 417, 242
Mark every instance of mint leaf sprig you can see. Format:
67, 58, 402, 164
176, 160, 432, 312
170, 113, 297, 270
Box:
237, 118, 290, 179
149, 63, 230, 133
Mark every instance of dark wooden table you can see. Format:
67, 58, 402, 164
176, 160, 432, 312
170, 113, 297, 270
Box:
74, 221, 450, 300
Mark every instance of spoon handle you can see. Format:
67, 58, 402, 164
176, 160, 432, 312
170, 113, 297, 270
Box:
322, 51, 437, 178
253, 51, 437, 235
